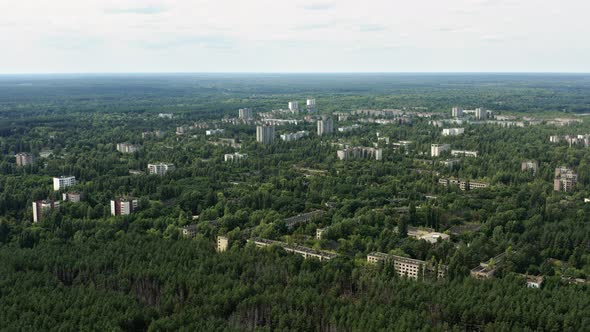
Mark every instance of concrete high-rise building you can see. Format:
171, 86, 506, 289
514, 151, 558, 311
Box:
217, 236, 229, 252
288, 101, 299, 113
317, 118, 333, 136
554, 166, 577, 192
306, 98, 316, 112
32, 200, 60, 223
53, 176, 76, 191
148, 163, 175, 176
451, 107, 463, 118
475, 108, 487, 120
238, 108, 253, 120
15, 152, 34, 166
110, 197, 138, 216
431, 144, 450, 157
256, 125, 275, 144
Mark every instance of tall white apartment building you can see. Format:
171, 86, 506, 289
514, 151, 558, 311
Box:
475, 108, 487, 120
317, 118, 334, 136
148, 163, 175, 176
451, 107, 463, 118
306, 99, 316, 112
238, 108, 253, 120
431, 144, 450, 157
288, 101, 299, 113
53, 176, 76, 191
256, 125, 275, 145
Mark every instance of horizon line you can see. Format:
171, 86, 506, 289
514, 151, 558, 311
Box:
1, 71, 590, 76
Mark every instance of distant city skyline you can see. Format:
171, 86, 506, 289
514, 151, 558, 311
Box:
1, 0, 589, 74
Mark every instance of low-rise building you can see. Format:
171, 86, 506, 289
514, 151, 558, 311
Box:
521, 160, 539, 175
206, 129, 225, 136
181, 225, 198, 238
451, 150, 478, 158
15, 152, 35, 166
280, 131, 308, 142
284, 210, 325, 229
53, 176, 76, 191
439, 178, 489, 190
110, 197, 138, 216
148, 163, 175, 176
337, 124, 361, 133
251, 238, 337, 261
367, 252, 447, 280
224, 153, 247, 162
470, 253, 505, 280
32, 199, 60, 223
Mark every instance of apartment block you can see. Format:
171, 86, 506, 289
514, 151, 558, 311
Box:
256, 125, 275, 145
116, 142, 139, 153
317, 118, 334, 136
554, 166, 577, 192
15, 152, 34, 166
442, 128, 464, 136
367, 252, 447, 280
521, 160, 538, 174
451, 106, 463, 118
284, 210, 325, 229
62, 192, 81, 203
451, 150, 478, 158
32, 200, 60, 223
251, 238, 337, 261
238, 108, 253, 120
337, 147, 383, 161
439, 178, 489, 191
224, 152, 247, 162
206, 129, 225, 136
110, 197, 138, 216
306, 99, 316, 112
431, 144, 450, 157
217, 236, 229, 252
288, 101, 299, 113
148, 163, 175, 176
53, 176, 76, 191
280, 131, 308, 142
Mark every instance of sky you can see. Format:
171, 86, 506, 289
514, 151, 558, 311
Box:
1, 0, 589, 73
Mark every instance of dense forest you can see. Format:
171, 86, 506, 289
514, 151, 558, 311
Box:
1, 74, 590, 331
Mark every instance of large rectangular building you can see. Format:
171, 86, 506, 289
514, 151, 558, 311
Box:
431, 144, 450, 157
256, 125, 275, 145
15, 152, 34, 166
53, 176, 76, 191
238, 108, 253, 120
116, 143, 139, 153
367, 252, 447, 280
554, 166, 577, 192
32, 199, 60, 223
148, 163, 175, 176
110, 197, 138, 216
317, 118, 334, 136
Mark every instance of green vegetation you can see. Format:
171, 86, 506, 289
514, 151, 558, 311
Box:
1, 74, 590, 331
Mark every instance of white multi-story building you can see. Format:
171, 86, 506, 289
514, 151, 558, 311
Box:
238, 108, 253, 120
62, 192, 81, 202
554, 166, 577, 192
288, 101, 299, 113
280, 131, 308, 142
442, 128, 464, 136
206, 129, 225, 136
337, 147, 383, 161
317, 118, 334, 136
224, 153, 247, 162
431, 144, 450, 157
148, 163, 175, 176
32, 200, 60, 223
256, 125, 275, 145
110, 197, 138, 216
451, 107, 463, 118
451, 150, 478, 157
116, 142, 139, 153
475, 108, 487, 120
217, 236, 229, 252
53, 176, 76, 191
338, 124, 361, 133
306, 98, 316, 112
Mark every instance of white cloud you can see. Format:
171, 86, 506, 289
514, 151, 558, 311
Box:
0, 0, 588, 73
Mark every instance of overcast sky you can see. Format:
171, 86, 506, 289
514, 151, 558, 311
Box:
1, 0, 589, 73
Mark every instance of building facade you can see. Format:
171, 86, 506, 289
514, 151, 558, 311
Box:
367, 252, 447, 280
431, 144, 450, 157
288, 101, 299, 113
337, 146, 383, 161
53, 176, 76, 191
32, 200, 60, 223
62, 192, 81, 202
521, 160, 539, 174
256, 125, 275, 145
15, 152, 34, 166
238, 108, 253, 120
148, 163, 175, 176
217, 236, 229, 252
116, 142, 139, 153
317, 118, 334, 136
110, 197, 138, 216
451, 106, 463, 118
442, 128, 464, 136
224, 153, 247, 162
554, 166, 577, 192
